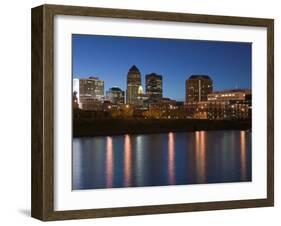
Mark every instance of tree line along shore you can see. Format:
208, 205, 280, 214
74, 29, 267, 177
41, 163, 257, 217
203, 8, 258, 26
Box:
73, 118, 251, 137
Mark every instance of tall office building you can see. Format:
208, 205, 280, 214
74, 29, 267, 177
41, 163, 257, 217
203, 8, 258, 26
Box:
185, 75, 213, 102
126, 65, 141, 105
106, 87, 125, 104
79, 76, 104, 101
145, 73, 163, 102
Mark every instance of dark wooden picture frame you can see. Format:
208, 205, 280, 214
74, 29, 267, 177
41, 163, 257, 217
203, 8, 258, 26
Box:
31, 4, 274, 221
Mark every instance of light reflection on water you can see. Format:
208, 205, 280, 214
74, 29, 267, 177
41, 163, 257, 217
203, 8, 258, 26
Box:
240, 131, 247, 180
168, 132, 175, 185
72, 130, 252, 190
105, 137, 113, 188
124, 135, 132, 187
195, 131, 206, 183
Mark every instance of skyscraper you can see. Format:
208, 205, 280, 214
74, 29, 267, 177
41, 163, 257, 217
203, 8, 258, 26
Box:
185, 75, 213, 102
126, 65, 141, 105
106, 87, 125, 104
145, 73, 163, 102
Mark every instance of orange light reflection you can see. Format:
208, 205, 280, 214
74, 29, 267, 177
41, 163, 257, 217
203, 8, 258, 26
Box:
240, 131, 247, 180
124, 135, 132, 186
195, 131, 206, 183
106, 137, 113, 188
168, 132, 175, 185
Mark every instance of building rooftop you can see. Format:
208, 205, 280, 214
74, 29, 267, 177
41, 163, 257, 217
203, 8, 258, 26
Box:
188, 75, 211, 80
146, 73, 162, 78
109, 87, 123, 92
129, 65, 140, 72
211, 89, 251, 94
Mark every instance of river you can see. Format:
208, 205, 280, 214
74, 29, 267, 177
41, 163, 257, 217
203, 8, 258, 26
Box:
72, 130, 251, 190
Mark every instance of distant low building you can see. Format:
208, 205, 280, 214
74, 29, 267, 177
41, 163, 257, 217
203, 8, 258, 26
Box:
106, 87, 125, 105
144, 98, 185, 119
79, 99, 103, 111
207, 89, 251, 101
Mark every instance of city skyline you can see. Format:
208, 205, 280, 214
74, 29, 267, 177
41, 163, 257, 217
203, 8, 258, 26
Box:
72, 34, 252, 101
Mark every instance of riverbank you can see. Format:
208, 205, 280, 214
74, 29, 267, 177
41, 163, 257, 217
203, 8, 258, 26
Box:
73, 118, 251, 137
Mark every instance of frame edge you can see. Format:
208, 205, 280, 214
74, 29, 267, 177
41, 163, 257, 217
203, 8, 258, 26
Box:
31, 5, 44, 220
31, 4, 55, 221
266, 19, 274, 206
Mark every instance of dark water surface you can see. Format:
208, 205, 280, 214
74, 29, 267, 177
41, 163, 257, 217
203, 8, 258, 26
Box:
72, 130, 251, 190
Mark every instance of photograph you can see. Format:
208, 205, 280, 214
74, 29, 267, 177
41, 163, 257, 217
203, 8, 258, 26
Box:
30, 3, 274, 221
72, 34, 252, 190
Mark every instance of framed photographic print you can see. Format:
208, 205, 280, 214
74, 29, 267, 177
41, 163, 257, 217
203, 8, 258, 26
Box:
31, 4, 274, 221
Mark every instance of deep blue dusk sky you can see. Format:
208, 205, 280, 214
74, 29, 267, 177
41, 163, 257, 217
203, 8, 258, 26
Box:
72, 34, 252, 101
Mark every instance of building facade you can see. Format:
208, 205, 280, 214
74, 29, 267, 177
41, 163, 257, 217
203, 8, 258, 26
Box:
207, 89, 251, 101
126, 65, 142, 105
185, 89, 252, 120
145, 73, 163, 102
185, 75, 213, 102
78, 76, 104, 110
106, 87, 125, 105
